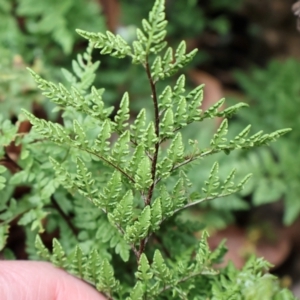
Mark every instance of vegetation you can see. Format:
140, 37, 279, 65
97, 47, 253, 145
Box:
231, 59, 300, 225
0, 0, 296, 299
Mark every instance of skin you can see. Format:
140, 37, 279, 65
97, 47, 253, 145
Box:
0, 261, 106, 300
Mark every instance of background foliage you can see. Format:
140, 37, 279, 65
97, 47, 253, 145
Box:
228, 59, 300, 225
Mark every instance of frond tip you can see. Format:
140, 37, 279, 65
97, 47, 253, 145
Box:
76, 29, 132, 58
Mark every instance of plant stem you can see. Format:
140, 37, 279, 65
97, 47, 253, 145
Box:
51, 196, 77, 236
78, 146, 135, 183
136, 59, 160, 261
158, 270, 213, 295
144, 59, 160, 206
173, 192, 234, 215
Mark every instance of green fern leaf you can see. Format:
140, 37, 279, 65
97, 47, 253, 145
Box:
35, 235, 51, 260
172, 178, 186, 210
159, 185, 173, 218
0, 165, 7, 190
0, 224, 9, 251
96, 171, 123, 212
174, 97, 188, 127
51, 238, 67, 268
90, 87, 114, 120
150, 197, 162, 232
134, 157, 153, 191
108, 190, 134, 227
92, 119, 112, 155
71, 245, 86, 279
114, 92, 130, 131
124, 206, 151, 243
142, 122, 158, 154
152, 250, 173, 284
115, 239, 130, 262
160, 108, 174, 139
96, 259, 119, 296
202, 98, 225, 119
144, 0, 167, 54
158, 85, 172, 110
167, 132, 185, 164
202, 162, 220, 197
136, 253, 153, 281
216, 102, 249, 118
84, 249, 101, 284
110, 130, 130, 167
173, 74, 186, 102
220, 169, 236, 194
210, 119, 228, 149
127, 281, 145, 300
187, 85, 204, 122
130, 109, 146, 143
76, 29, 131, 59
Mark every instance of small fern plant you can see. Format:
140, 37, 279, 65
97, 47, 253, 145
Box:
0, 0, 294, 299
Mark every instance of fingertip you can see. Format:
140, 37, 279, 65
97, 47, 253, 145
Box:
0, 261, 106, 300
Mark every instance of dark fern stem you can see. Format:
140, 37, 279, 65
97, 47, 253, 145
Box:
145, 59, 160, 207
137, 58, 160, 262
